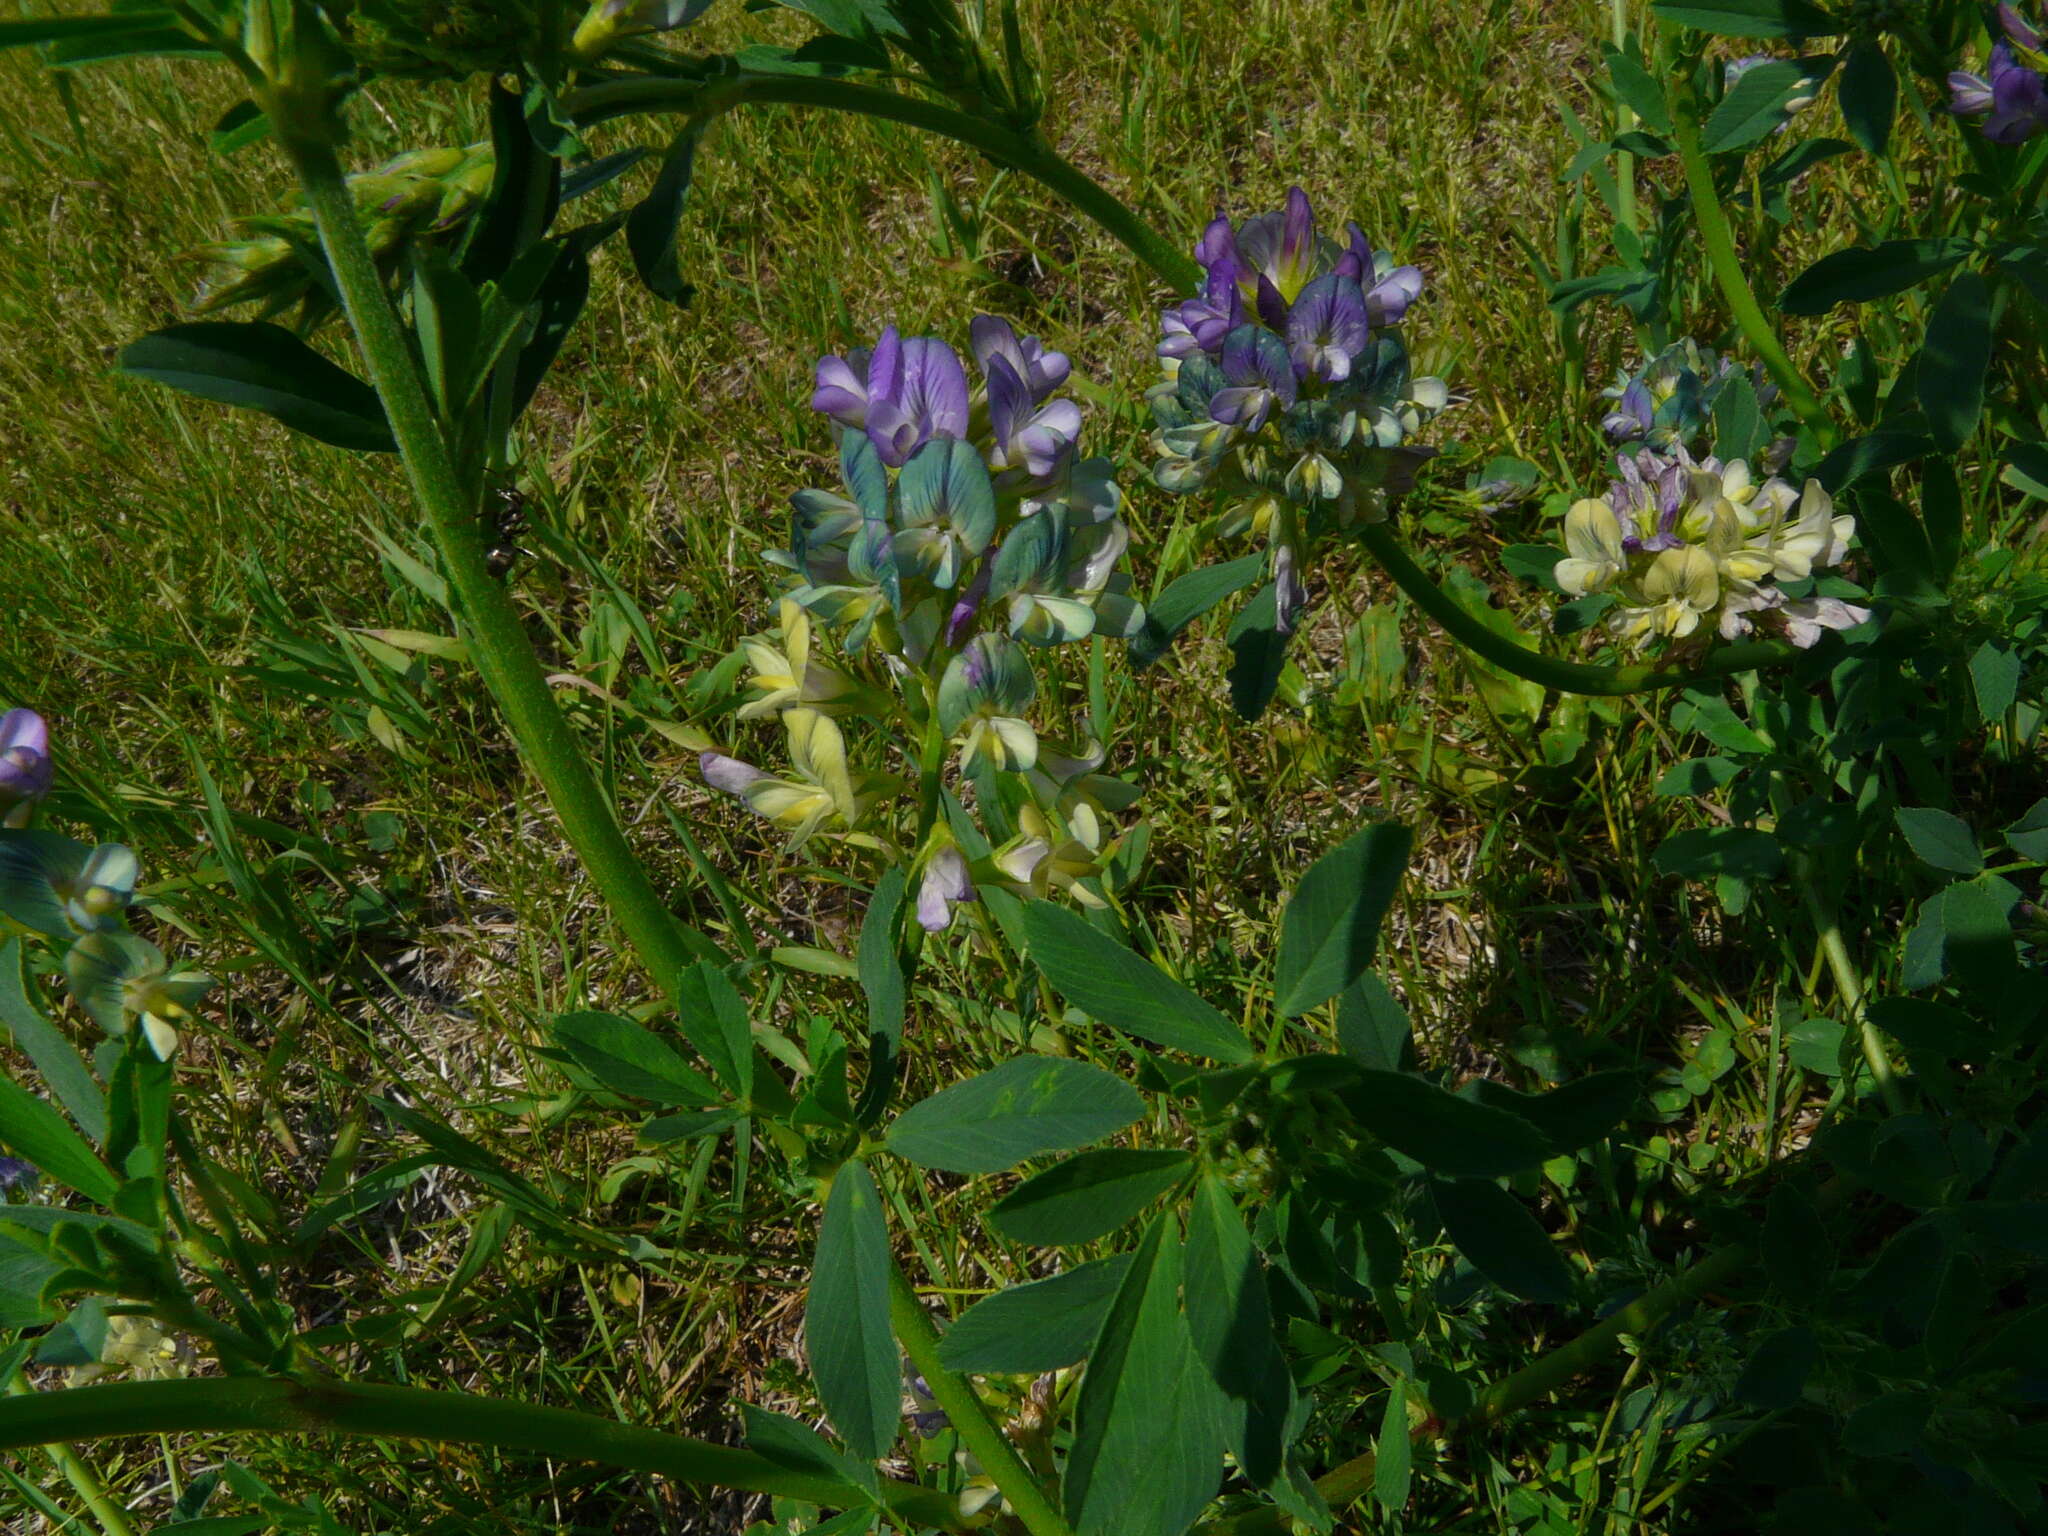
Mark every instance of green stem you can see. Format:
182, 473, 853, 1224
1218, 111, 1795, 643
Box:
564, 73, 1201, 292
0, 1376, 964, 1526
274, 127, 721, 987
1663, 78, 1834, 448
6, 1371, 138, 1536
1354, 523, 1795, 696
888, 1265, 1075, 1536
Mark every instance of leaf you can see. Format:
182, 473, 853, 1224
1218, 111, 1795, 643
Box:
1339, 1070, 1552, 1177
1893, 808, 1983, 876
1183, 1174, 1293, 1488
1919, 456, 1963, 586
739, 1403, 875, 1496
118, 323, 395, 453
1605, 46, 1673, 134
625, 125, 702, 307
1655, 756, 1744, 796
0, 1074, 118, 1206
672, 960, 753, 1102
1652, 827, 1784, 881
936, 1255, 1132, 1374
551, 1011, 721, 1107
1130, 555, 1267, 669
805, 1161, 897, 1460
0, 1232, 62, 1328
1671, 690, 1772, 755
208, 99, 269, 156
988, 1149, 1193, 1246
1064, 1217, 1229, 1536
1275, 823, 1412, 1017
1919, 270, 1993, 452
0, 13, 177, 49
1712, 372, 1765, 463
1466, 1071, 1639, 1155
1735, 1325, 1819, 1408
1374, 1386, 1414, 1513
2003, 800, 2048, 862
1024, 901, 1253, 1063
1838, 40, 1896, 154
1970, 641, 2021, 724
854, 866, 905, 1125
1901, 879, 2018, 992
0, 939, 105, 1145
1335, 972, 1411, 1073
1812, 431, 1936, 492
1701, 60, 1814, 152
885, 1056, 1144, 1174
1650, 0, 1836, 36
1225, 582, 1290, 721
1777, 240, 1972, 315
1432, 1177, 1575, 1303
1500, 544, 1565, 592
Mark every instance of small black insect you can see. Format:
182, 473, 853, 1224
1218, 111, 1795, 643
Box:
483, 483, 529, 579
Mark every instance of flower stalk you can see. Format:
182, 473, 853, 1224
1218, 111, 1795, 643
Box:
1663, 77, 1833, 449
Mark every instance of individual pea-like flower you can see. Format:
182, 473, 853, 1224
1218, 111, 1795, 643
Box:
0, 709, 52, 828
1148, 188, 1444, 628
1552, 451, 1866, 652
0, 832, 139, 938
65, 931, 212, 1060
938, 634, 1039, 772
985, 802, 1111, 907
0, 1156, 37, 1197
572, 0, 713, 58
915, 841, 978, 933
736, 600, 867, 721
700, 709, 900, 848
1951, 5, 2048, 143
813, 327, 974, 468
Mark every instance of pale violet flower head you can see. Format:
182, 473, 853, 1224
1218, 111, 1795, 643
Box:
0, 709, 52, 828
1552, 454, 1863, 653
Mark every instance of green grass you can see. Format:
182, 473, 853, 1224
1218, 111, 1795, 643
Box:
0, 1, 2005, 1532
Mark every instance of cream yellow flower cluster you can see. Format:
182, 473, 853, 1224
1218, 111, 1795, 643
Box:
1555, 451, 1869, 652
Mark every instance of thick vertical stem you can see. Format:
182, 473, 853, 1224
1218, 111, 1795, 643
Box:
276, 130, 721, 988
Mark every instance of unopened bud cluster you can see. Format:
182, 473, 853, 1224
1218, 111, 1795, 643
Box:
192, 143, 493, 316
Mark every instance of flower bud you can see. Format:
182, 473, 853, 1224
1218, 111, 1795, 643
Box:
0, 709, 52, 828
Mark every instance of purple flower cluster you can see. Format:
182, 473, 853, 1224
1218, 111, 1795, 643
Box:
1159, 187, 1421, 389
1149, 188, 1447, 634
1951, 4, 2048, 143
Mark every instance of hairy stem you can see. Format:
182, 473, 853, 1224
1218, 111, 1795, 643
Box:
0, 1376, 964, 1525
1664, 78, 1834, 447
1354, 523, 1795, 696
275, 128, 721, 988
889, 1266, 1076, 1536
